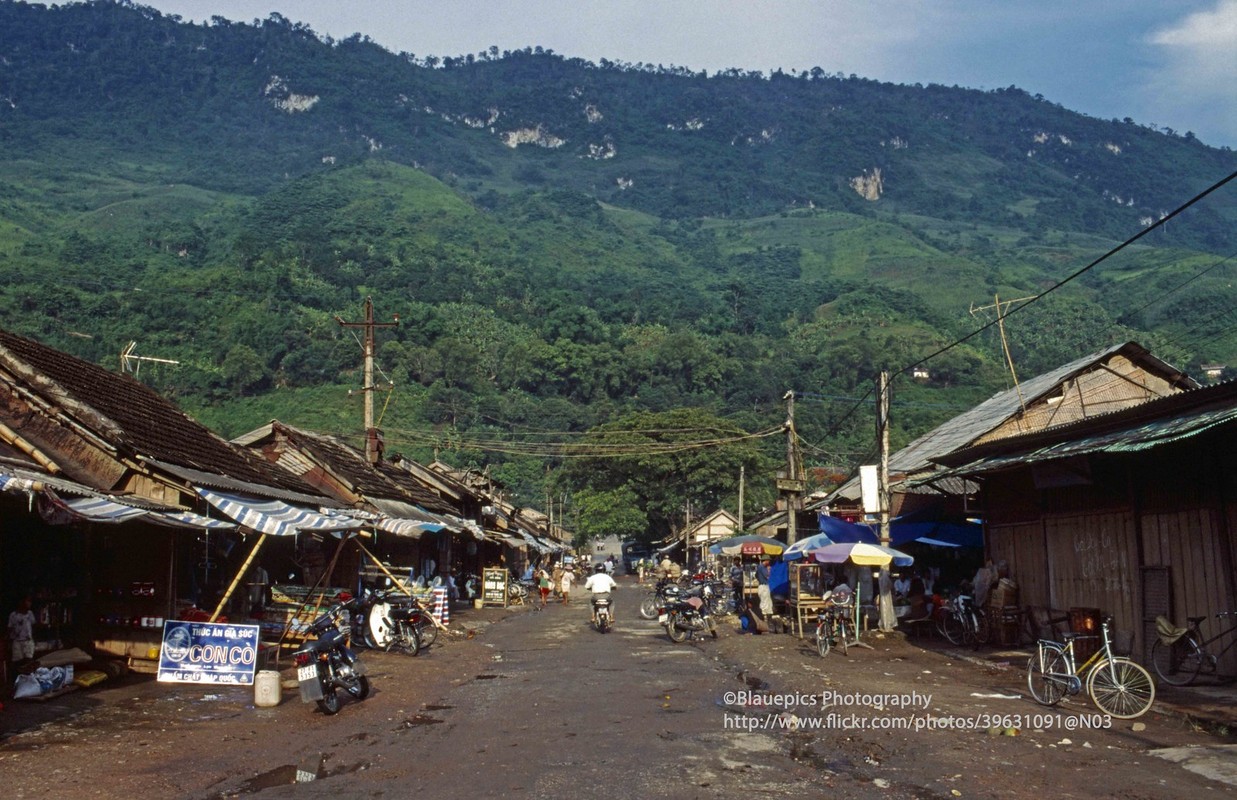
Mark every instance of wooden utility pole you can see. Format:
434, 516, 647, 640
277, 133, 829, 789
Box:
779, 391, 804, 544
335, 297, 399, 463
876, 371, 895, 633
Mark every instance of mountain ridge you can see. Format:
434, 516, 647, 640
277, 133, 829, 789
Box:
0, 0, 1234, 515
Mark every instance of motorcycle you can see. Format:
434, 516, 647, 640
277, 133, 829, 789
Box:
658, 585, 718, 642
592, 594, 613, 633
362, 589, 437, 654
639, 577, 679, 620
293, 594, 371, 715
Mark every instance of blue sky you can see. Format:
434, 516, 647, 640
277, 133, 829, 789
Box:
137, 1, 1237, 148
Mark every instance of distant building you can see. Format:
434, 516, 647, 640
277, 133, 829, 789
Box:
1201, 364, 1226, 383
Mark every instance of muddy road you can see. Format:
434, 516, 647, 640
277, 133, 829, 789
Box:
2, 578, 1234, 799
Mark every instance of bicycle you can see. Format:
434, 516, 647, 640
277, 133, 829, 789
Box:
1150, 611, 1237, 686
1026, 616, 1154, 719
815, 594, 855, 657
937, 594, 991, 648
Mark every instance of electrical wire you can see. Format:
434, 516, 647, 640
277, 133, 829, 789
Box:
797, 168, 1237, 461
377, 425, 784, 459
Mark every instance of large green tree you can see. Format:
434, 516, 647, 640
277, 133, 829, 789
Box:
560, 407, 777, 543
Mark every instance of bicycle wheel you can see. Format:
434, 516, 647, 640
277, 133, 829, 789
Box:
835, 617, 850, 656
1150, 635, 1204, 686
973, 609, 992, 645
1087, 657, 1154, 719
816, 621, 831, 657
1026, 644, 1069, 706
941, 612, 966, 646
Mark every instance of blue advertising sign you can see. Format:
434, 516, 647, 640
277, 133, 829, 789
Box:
157, 620, 261, 685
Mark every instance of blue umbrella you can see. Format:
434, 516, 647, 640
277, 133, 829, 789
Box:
782, 532, 835, 561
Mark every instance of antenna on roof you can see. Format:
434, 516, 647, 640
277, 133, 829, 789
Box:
970, 294, 1037, 414
120, 341, 180, 376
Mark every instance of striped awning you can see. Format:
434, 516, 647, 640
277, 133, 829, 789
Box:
197, 488, 361, 537
514, 529, 551, 553
332, 507, 445, 539
37, 493, 237, 530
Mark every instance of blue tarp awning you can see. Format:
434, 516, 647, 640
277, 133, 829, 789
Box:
818, 513, 983, 548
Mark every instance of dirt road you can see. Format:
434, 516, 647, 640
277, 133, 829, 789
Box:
1, 578, 1233, 798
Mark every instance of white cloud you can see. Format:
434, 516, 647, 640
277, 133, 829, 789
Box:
1139, 0, 1237, 141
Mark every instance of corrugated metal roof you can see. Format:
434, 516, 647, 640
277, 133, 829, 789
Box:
833, 342, 1194, 500
928, 398, 1237, 480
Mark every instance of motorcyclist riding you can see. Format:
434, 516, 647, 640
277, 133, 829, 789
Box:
585, 563, 618, 624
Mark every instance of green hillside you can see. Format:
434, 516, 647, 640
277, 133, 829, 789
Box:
0, 1, 1234, 538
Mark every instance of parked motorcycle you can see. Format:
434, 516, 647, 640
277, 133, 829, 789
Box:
293, 594, 371, 715
639, 577, 679, 619
362, 589, 436, 654
593, 594, 613, 633
658, 585, 718, 642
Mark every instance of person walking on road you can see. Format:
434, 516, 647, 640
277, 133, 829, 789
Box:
561, 566, 575, 605
537, 567, 552, 607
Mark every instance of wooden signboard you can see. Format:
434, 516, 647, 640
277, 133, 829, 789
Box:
482, 568, 508, 608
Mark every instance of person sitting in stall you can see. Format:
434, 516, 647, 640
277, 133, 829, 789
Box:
906, 571, 929, 619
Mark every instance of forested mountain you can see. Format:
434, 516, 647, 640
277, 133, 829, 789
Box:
1, 1, 1234, 537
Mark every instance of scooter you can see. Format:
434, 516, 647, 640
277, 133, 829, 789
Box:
293, 594, 371, 715
360, 589, 434, 654
593, 595, 613, 633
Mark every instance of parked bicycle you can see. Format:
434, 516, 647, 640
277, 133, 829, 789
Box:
937, 594, 991, 648
1026, 616, 1154, 719
1151, 611, 1237, 686
815, 593, 855, 657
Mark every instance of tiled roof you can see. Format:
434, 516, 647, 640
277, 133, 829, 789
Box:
258, 421, 456, 514
0, 328, 322, 497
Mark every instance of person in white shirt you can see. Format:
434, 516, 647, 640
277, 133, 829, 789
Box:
584, 564, 619, 624
8, 596, 36, 662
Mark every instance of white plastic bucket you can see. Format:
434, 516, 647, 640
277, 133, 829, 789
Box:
254, 669, 282, 707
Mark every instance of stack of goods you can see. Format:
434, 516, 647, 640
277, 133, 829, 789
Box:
261, 585, 352, 645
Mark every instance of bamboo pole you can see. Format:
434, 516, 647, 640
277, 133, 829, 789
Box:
210, 532, 267, 622
355, 540, 456, 635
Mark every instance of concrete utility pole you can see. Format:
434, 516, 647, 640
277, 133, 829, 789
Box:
780, 391, 804, 545
738, 465, 745, 531
335, 297, 399, 463
876, 371, 896, 633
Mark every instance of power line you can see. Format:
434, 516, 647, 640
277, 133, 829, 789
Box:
798, 168, 1237, 461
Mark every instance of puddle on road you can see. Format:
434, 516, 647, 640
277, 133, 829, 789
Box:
235, 765, 306, 792
232, 754, 370, 793
396, 714, 444, 729
743, 673, 769, 691
424, 704, 454, 711
474, 674, 505, 680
